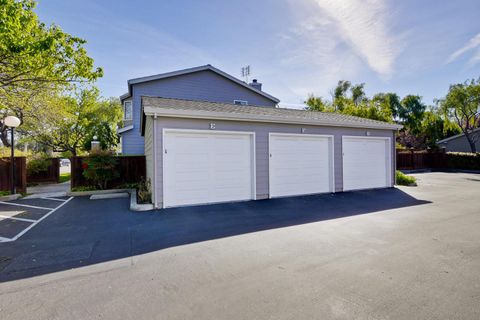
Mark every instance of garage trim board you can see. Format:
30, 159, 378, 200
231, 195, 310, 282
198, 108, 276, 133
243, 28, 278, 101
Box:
269, 133, 335, 198
342, 136, 392, 191
162, 129, 256, 208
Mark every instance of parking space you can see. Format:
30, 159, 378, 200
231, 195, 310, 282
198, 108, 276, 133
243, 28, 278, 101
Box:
0, 197, 72, 242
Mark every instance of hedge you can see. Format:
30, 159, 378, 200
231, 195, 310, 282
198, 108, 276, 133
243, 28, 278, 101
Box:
447, 152, 480, 170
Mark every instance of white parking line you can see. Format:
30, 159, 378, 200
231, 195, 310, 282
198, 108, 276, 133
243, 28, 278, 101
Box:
0, 201, 52, 211
0, 197, 73, 243
0, 215, 37, 223
41, 197, 67, 202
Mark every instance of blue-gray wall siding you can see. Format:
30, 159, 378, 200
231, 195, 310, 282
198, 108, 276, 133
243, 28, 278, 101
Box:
438, 132, 480, 152
150, 117, 396, 207
120, 70, 277, 154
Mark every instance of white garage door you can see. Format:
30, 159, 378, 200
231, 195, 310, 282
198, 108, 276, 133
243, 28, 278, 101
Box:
269, 133, 334, 198
163, 130, 255, 208
342, 136, 391, 191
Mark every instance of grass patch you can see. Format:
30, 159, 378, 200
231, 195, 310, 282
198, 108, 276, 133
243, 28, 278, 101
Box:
0, 191, 11, 196
396, 170, 417, 186
71, 185, 98, 192
59, 172, 71, 183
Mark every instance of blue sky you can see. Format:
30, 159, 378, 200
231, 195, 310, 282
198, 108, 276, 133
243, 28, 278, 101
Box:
36, 0, 480, 108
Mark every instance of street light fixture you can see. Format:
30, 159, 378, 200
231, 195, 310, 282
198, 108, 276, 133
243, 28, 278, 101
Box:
3, 116, 21, 194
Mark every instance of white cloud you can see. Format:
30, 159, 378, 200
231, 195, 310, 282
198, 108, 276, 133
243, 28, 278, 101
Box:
447, 32, 480, 64
311, 0, 400, 77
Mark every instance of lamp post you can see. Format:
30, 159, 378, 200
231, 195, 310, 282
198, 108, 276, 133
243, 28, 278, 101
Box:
4, 116, 21, 194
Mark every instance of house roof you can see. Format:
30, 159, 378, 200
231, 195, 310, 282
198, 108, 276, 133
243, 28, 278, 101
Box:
124, 64, 280, 103
437, 128, 480, 144
141, 96, 402, 131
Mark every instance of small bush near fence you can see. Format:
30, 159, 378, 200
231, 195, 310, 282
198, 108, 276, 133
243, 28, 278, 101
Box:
82, 150, 120, 190
396, 170, 417, 186
71, 154, 146, 190
27, 155, 51, 175
447, 152, 480, 170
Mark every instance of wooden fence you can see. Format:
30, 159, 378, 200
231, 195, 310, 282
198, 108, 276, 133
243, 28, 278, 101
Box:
0, 157, 27, 193
396, 149, 447, 170
71, 156, 146, 189
27, 158, 60, 184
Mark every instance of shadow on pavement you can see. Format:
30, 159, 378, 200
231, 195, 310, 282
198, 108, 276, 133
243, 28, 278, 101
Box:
0, 188, 430, 282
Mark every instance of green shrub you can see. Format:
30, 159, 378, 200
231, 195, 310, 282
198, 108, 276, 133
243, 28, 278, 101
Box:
71, 185, 98, 192
0, 190, 11, 196
82, 150, 119, 190
396, 170, 417, 186
137, 177, 152, 204
27, 155, 51, 175
447, 152, 480, 170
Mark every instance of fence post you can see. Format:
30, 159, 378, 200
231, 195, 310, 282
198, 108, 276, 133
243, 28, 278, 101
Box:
410, 148, 415, 170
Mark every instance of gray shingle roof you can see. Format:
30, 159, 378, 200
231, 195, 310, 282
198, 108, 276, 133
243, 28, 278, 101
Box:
142, 96, 402, 130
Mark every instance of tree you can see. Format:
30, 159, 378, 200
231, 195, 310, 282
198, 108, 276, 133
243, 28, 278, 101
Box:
305, 95, 332, 112
398, 95, 426, 135
332, 80, 351, 111
372, 93, 402, 119
24, 88, 122, 156
420, 109, 460, 148
350, 83, 366, 106
0, 0, 103, 146
439, 79, 480, 152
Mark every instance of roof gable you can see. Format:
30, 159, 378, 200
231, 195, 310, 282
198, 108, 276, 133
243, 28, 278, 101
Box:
126, 65, 280, 104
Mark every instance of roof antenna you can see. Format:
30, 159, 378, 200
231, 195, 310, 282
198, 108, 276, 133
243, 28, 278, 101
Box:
241, 65, 250, 83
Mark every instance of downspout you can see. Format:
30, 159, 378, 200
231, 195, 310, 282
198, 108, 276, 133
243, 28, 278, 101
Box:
153, 114, 158, 208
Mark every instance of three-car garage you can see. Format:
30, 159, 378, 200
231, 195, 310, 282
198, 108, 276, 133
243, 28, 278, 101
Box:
142, 97, 402, 209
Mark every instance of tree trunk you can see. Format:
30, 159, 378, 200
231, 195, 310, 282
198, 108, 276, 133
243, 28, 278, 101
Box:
0, 129, 10, 147
464, 131, 477, 153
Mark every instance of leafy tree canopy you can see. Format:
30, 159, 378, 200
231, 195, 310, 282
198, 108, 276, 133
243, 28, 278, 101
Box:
438, 78, 480, 152
306, 81, 461, 149
22, 87, 122, 156
0, 0, 102, 146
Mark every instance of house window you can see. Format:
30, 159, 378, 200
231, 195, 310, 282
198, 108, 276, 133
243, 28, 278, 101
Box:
234, 100, 248, 105
123, 101, 133, 121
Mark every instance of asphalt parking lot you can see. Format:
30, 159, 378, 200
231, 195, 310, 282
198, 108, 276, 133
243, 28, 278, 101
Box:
0, 172, 479, 320
0, 197, 72, 242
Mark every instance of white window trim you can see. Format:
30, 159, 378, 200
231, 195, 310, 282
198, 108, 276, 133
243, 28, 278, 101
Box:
233, 99, 248, 105
123, 101, 133, 121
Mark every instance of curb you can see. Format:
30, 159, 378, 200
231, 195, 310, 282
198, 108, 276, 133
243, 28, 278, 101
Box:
0, 194, 22, 201
67, 188, 154, 211
129, 189, 155, 211
67, 189, 131, 197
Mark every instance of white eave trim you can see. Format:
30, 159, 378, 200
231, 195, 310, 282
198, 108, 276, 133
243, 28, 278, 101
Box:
143, 107, 403, 131
117, 125, 134, 134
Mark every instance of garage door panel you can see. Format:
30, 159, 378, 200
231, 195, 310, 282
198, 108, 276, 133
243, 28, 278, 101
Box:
164, 131, 254, 208
269, 134, 334, 198
342, 137, 390, 191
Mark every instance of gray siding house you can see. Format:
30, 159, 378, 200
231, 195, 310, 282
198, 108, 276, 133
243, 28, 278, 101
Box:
119, 64, 401, 209
119, 65, 279, 154
437, 129, 480, 152
140, 97, 401, 209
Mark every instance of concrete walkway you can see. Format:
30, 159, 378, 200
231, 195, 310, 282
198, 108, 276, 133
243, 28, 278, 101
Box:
25, 181, 70, 199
